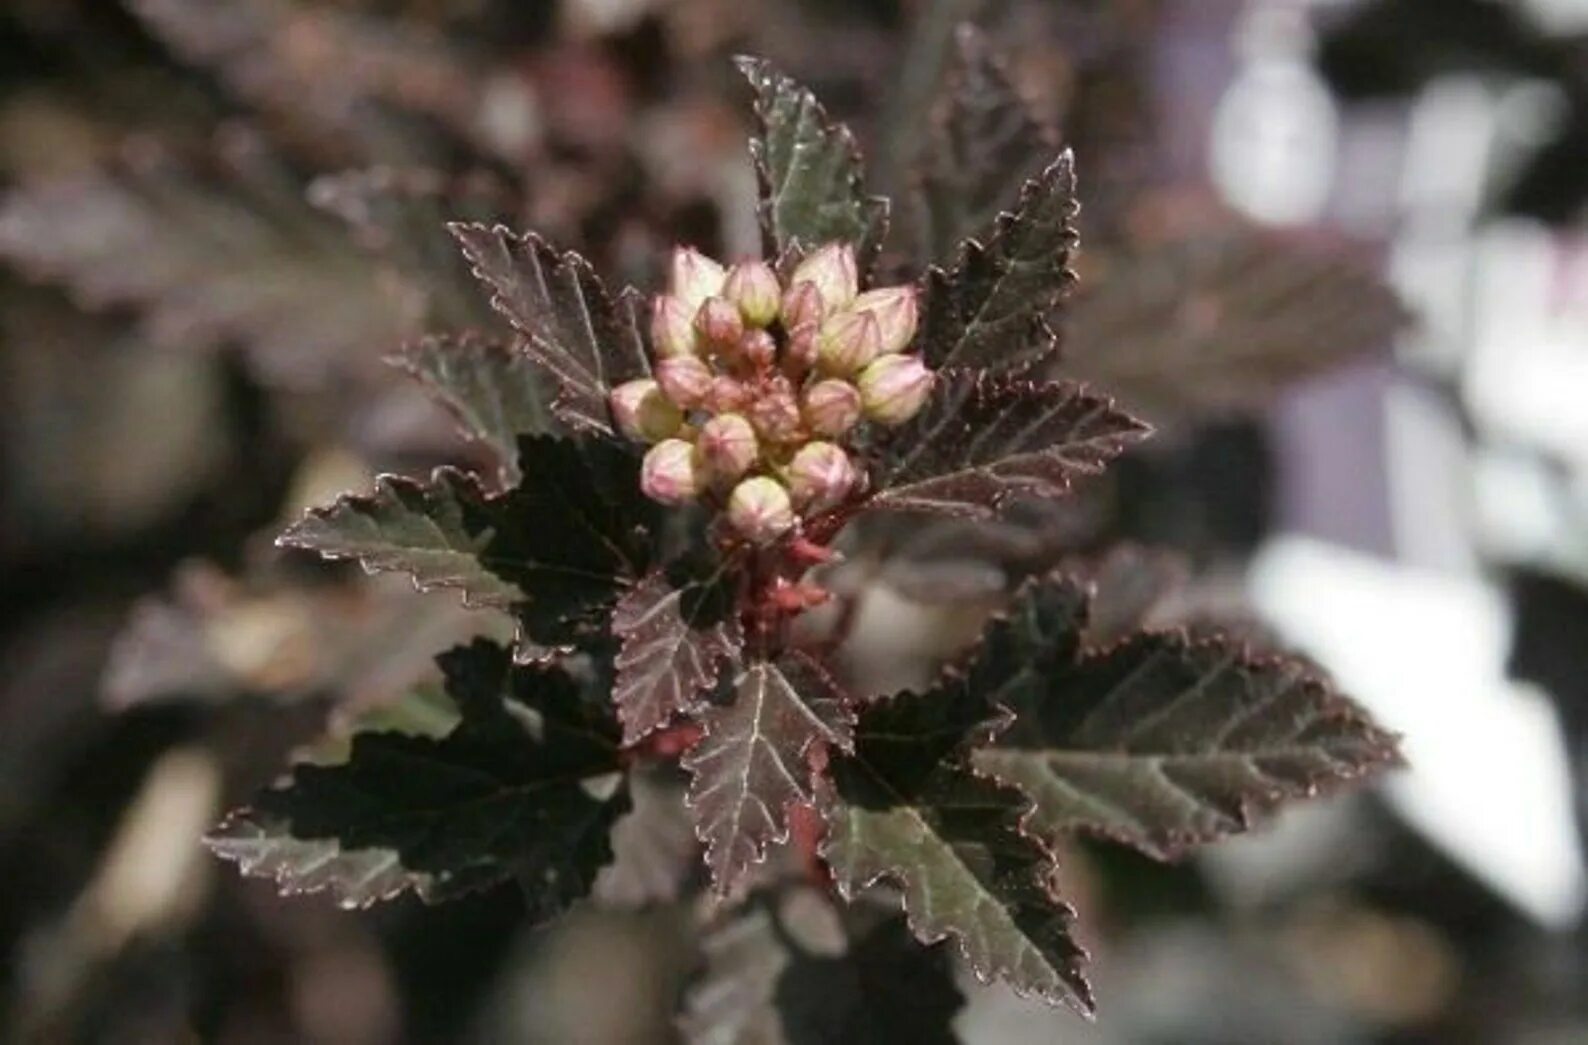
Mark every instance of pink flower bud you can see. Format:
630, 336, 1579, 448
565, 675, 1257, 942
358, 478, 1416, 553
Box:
650, 294, 699, 359
780, 281, 826, 331
705, 375, 751, 414
655, 355, 713, 409
696, 413, 759, 483
817, 310, 882, 375
609, 378, 682, 443
640, 438, 702, 505
731, 328, 773, 371
802, 378, 862, 437
850, 285, 918, 355
786, 441, 858, 512
726, 476, 795, 545
669, 246, 725, 312
858, 354, 935, 426
695, 295, 745, 347
784, 322, 819, 375
747, 377, 805, 444
791, 243, 858, 314
723, 260, 782, 328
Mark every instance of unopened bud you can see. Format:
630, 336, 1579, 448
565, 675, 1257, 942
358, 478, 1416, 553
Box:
850, 285, 918, 355
697, 413, 759, 483
858, 354, 935, 426
651, 294, 699, 359
802, 378, 862, 437
791, 243, 858, 313
655, 355, 713, 409
780, 281, 826, 331
724, 260, 781, 327
640, 438, 702, 505
670, 246, 726, 311
727, 476, 795, 545
705, 375, 751, 414
610, 378, 682, 442
695, 295, 745, 347
785, 322, 819, 375
817, 310, 882, 375
738, 328, 777, 370
747, 378, 805, 444
786, 441, 858, 512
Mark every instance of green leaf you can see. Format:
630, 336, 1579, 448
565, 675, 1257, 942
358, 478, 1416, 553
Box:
222, 640, 629, 915
395, 332, 555, 486
278, 468, 524, 609
449, 223, 650, 435
915, 24, 1054, 264
974, 631, 1402, 860
684, 654, 854, 896
281, 436, 659, 647
917, 151, 1079, 374
819, 667, 1092, 1013
735, 56, 889, 269
866, 371, 1150, 518
612, 567, 744, 746
680, 894, 965, 1045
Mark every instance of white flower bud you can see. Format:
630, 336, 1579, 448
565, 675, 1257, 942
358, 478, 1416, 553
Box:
747, 377, 805, 444
655, 355, 713, 409
786, 441, 858, 512
790, 242, 858, 313
697, 413, 759, 483
695, 295, 745, 347
857, 354, 934, 426
802, 378, 862, 438
650, 294, 699, 359
640, 438, 702, 505
705, 375, 751, 414
780, 281, 826, 331
850, 285, 918, 355
609, 378, 682, 442
726, 476, 795, 545
669, 246, 726, 312
724, 260, 782, 328
817, 310, 882, 376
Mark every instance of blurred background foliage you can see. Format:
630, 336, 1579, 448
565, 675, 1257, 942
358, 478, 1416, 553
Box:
0, 0, 1583, 1041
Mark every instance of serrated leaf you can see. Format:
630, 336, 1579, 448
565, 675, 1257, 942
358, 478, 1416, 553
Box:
395, 332, 555, 486
820, 677, 1092, 1013
865, 371, 1150, 518
281, 436, 658, 647
974, 631, 1401, 860
680, 895, 964, 1045
1063, 215, 1408, 423
684, 654, 854, 895
449, 223, 649, 435
227, 640, 629, 915
735, 56, 888, 269
918, 151, 1079, 374
915, 25, 1055, 264
612, 568, 744, 747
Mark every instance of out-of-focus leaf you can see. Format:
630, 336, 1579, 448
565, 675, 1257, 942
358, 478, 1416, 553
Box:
280, 436, 658, 647
215, 640, 629, 914
975, 630, 1401, 860
866, 371, 1149, 518
394, 333, 555, 487
916, 24, 1054, 264
820, 673, 1093, 1013
612, 568, 743, 747
735, 56, 889, 270
1067, 544, 1188, 644
450, 224, 651, 435
1063, 216, 1407, 423
917, 151, 1078, 374
680, 893, 964, 1045
0, 140, 414, 386
684, 654, 853, 896
592, 764, 698, 908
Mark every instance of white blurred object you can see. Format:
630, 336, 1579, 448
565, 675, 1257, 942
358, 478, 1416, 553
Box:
1249, 536, 1587, 928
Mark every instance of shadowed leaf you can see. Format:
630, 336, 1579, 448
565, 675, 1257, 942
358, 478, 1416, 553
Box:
450, 223, 650, 435
918, 151, 1079, 375
220, 640, 629, 915
685, 654, 854, 896
736, 56, 889, 270
975, 631, 1402, 860
612, 568, 743, 746
866, 371, 1149, 518
820, 674, 1093, 1013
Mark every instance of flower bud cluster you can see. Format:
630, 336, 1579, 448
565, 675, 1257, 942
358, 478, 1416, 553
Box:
611, 242, 935, 545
